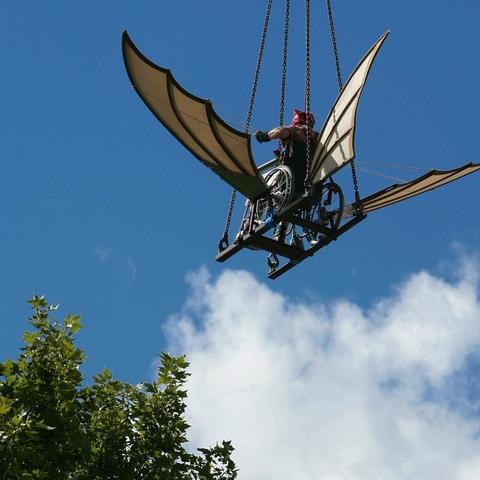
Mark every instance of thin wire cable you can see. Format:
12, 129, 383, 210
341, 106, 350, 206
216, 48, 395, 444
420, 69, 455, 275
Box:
140, 91, 253, 143
214, 106, 259, 133
358, 161, 429, 172
358, 167, 405, 183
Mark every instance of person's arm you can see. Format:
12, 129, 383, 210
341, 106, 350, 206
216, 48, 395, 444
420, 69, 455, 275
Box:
255, 125, 317, 143
255, 126, 291, 143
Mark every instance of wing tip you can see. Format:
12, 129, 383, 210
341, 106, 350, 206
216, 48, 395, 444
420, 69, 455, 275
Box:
122, 30, 132, 46
376, 30, 391, 47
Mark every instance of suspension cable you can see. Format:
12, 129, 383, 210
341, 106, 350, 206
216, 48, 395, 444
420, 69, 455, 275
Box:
326, 0, 363, 210
244, 0, 273, 133
326, 0, 343, 91
219, 0, 273, 252
357, 167, 405, 183
358, 161, 429, 172
279, 0, 290, 127
304, 0, 312, 191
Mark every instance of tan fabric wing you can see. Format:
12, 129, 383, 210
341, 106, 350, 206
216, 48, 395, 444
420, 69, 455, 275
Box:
122, 32, 267, 200
361, 163, 480, 213
309, 32, 390, 185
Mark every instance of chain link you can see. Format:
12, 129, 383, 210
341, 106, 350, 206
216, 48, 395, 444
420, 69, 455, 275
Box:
220, 0, 273, 249
279, 0, 290, 127
326, 0, 362, 209
245, 0, 273, 133
326, 0, 343, 91
219, 188, 236, 250
304, 0, 312, 191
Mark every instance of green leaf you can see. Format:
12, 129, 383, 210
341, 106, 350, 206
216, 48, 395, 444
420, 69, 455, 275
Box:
65, 314, 83, 333
0, 396, 12, 414
22, 331, 39, 346
28, 295, 47, 309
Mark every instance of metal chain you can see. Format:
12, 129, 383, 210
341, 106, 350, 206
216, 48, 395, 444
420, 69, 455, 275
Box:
304, 0, 312, 191
218, 188, 236, 251
326, 0, 362, 209
279, 0, 290, 127
326, 0, 343, 91
245, 0, 273, 133
220, 0, 273, 250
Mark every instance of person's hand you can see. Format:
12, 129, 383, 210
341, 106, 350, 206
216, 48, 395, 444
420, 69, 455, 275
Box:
255, 130, 270, 143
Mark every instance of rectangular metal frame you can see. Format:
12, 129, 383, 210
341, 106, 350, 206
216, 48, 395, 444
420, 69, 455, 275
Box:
216, 193, 367, 279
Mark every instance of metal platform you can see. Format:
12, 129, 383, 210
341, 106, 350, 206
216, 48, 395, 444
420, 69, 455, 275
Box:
267, 213, 366, 279
216, 194, 366, 279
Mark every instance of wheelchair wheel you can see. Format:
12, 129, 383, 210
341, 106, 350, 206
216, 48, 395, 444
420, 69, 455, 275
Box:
307, 181, 344, 238
255, 165, 294, 221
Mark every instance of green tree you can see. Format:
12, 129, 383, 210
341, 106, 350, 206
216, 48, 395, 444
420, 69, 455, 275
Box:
0, 296, 236, 480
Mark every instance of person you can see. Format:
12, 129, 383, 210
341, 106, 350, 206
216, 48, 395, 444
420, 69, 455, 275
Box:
255, 108, 318, 195
234, 109, 318, 246
254, 109, 318, 246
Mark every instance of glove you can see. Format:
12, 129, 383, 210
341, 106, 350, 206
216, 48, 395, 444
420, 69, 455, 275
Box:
255, 130, 270, 143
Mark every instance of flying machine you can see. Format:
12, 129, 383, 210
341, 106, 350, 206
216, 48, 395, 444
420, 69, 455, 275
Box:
122, 1, 479, 279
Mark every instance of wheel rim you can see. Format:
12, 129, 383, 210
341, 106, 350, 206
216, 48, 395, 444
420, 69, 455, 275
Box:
307, 182, 344, 238
256, 166, 294, 220
321, 182, 344, 230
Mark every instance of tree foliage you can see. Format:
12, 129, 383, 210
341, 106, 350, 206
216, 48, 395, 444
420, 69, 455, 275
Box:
0, 296, 237, 479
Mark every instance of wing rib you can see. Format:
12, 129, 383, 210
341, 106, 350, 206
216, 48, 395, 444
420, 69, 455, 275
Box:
312, 88, 362, 179
166, 75, 223, 169
205, 103, 252, 176
122, 31, 267, 200
309, 31, 389, 185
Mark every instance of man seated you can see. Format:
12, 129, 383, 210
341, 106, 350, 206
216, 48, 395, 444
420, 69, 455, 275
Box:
252, 109, 318, 246
234, 109, 318, 246
255, 108, 318, 195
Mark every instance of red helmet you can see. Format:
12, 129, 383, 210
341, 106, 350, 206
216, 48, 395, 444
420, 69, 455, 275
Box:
290, 108, 315, 127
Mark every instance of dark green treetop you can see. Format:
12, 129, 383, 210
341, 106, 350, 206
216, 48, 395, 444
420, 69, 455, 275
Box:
0, 296, 237, 480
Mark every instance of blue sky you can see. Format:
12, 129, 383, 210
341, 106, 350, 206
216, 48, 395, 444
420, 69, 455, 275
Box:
1, 2, 480, 474
1, 0, 478, 377
0, 0, 480, 480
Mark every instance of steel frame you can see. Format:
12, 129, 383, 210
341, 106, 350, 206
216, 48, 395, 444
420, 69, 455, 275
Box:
216, 193, 366, 279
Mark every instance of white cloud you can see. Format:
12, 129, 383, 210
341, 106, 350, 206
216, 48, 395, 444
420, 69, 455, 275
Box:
126, 256, 137, 287
94, 246, 114, 262
165, 259, 480, 480
93, 247, 137, 288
